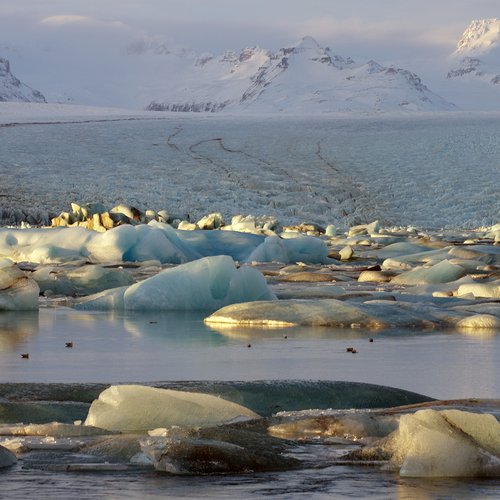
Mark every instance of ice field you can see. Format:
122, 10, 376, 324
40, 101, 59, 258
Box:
0, 107, 499, 229
0, 105, 500, 498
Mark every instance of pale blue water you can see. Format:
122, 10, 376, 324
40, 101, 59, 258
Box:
1, 308, 499, 400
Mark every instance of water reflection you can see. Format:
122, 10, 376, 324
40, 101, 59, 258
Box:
0, 311, 39, 351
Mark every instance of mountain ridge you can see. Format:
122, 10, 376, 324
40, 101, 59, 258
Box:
146, 36, 455, 113
0, 57, 46, 103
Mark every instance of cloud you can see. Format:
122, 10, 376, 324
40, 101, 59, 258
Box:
39, 14, 126, 29
40, 15, 91, 25
294, 16, 461, 60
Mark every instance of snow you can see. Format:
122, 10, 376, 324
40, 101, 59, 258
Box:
84, 385, 260, 432
74, 255, 276, 311
2, 36, 454, 113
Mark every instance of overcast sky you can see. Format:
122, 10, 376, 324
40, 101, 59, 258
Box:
1, 0, 498, 62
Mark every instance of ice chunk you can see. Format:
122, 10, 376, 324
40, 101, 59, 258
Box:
139, 424, 297, 474
0, 445, 16, 468
391, 260, 466, 285
0, 259, 39, 310
32, 265, 134, 296
387, 409, 500, 477
205, 298, 463, 329
84, 385, 260, 432
75, 255, 275, 311
205, 299, 388, 328
456, 314, 500, 330
268, 413, 399, 441
245, 235, 330, 264
0, 422, 111, 437
457, 282, 500, 299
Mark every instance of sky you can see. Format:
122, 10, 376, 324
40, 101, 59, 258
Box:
1, 0, 498, 60
0, 0, 499, 107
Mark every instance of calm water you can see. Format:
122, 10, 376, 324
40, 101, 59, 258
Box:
1, 308, 499, 499
0, 308, 499, 400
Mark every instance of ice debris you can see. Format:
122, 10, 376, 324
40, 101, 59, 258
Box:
84, 385, 260, 432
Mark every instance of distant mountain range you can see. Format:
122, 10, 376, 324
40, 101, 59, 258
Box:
3, 20, 500, 113
0, 57, 46, 103
145, 36, 455, 113
447, 18, 500, 87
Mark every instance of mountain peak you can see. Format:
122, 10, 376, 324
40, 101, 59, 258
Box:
0, 56, 46, 103
456, 18, 500, 55
294, 36, 322, 51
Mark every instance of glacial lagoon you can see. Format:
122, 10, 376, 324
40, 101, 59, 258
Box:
1, 113, 499, 498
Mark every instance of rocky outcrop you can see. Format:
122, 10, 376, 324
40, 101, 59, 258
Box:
0, 57, 46, 103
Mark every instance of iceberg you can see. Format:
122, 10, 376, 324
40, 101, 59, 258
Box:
32, 264, 134, 296
457, 282, 500, 299
391, 260, 467, 285
245, 235, 331, 264
140, 425, 298, 474
205, 298, 465, 329
0, 259, 39, 310
386, 409, 500, 477
84, 385, 260, 432
205, 298, 387, 328
0, 445, 16, 468
74, 255, 276, 311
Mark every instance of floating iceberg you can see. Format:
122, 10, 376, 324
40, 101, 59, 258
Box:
74, 255, 275, 311
84, 385, 260, 432
457, 282, 500, 299
245, 235, 331, 264
391, 260, 467, 285
0, 259, 39, 310
32, 264, 134, 296
140, 425, 298, 474
0, 445, 16, 468
205, 298, 466, 329
386, 409, 500, 477
0, 223, 331, 265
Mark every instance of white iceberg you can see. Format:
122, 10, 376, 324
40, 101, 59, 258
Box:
457, 282, 500, 299
74, 255, 276, 310
245, 235, 331, 264
84, 385, 260, 432
391, 260, 467, 286
386, 409, 500, 477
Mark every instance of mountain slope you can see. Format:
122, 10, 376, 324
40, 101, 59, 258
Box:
447, 19, 500, 87
146, 37, 455, 113
0, 57, 46, 103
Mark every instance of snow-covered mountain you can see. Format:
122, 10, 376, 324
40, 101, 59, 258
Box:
447, 19, 500, 87
0, 57, 46, 103
147, 37, 455, 113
